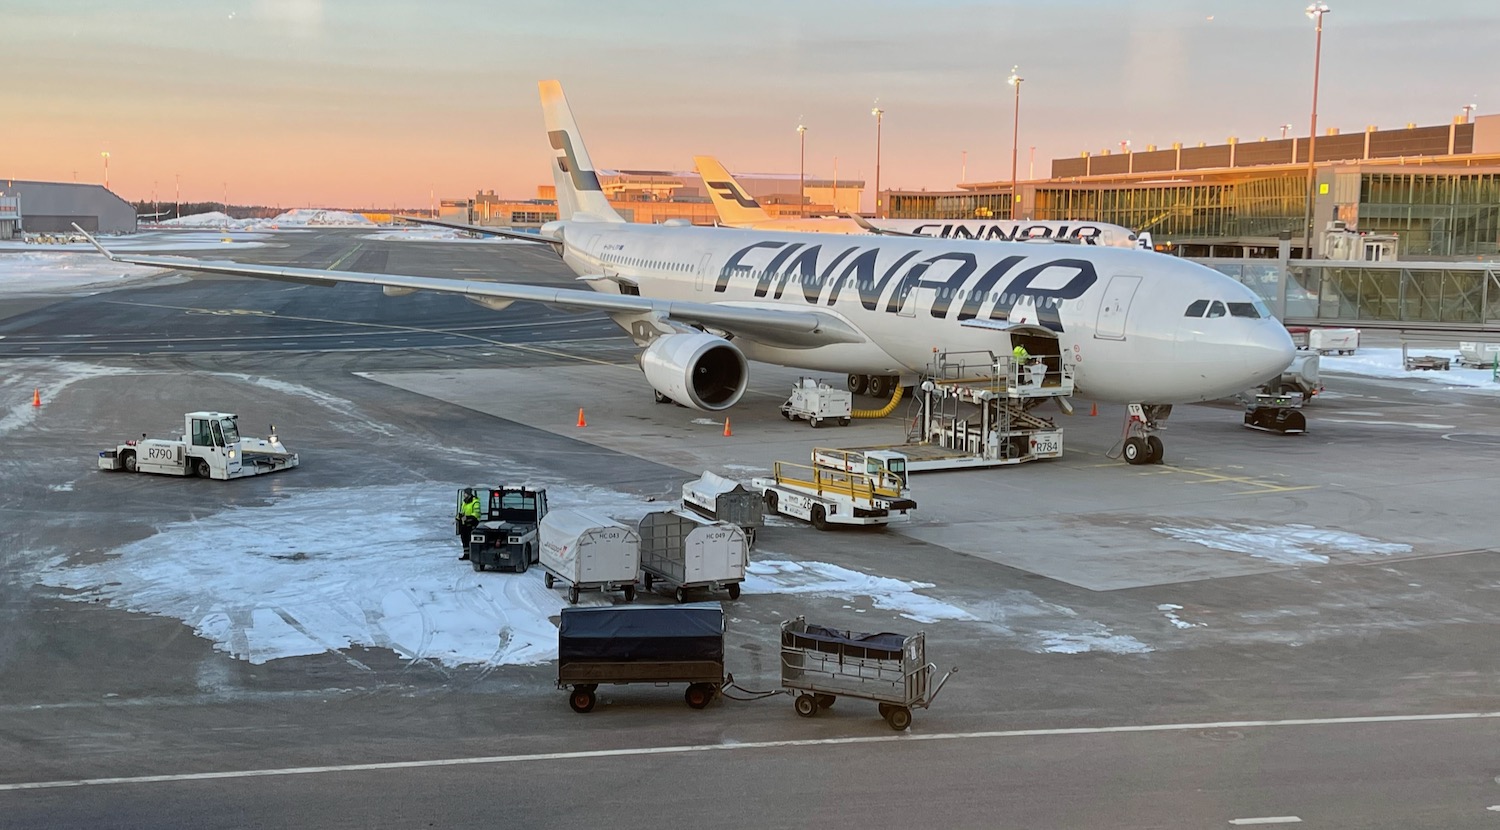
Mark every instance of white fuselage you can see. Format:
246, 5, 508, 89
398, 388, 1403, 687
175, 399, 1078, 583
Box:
719, 216, 1145, 249
554, 221, 1292, 404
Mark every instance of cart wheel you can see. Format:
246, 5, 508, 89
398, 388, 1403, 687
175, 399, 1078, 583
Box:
811, 505, 828, 531
568, 586, 580, 604
1146, 436, 1165, 465
544, 572, 555, 589
685, 683, 712, 710
780, 408, 791, 420
623, 585, 636, 603
643, 572, 654, 590
794, 693, 818, 718
878, 702, 893, 719
515, 554, 527, 574
810, 416, 821, 429
814, 694, 836, 710
763, 491, 779, 514
727, 583, 741, 600
471, 559, 484, 572
884, 706, 912, 731
674, 586, 686, 604
839, 417, 851, 427
569, 687, 596, 714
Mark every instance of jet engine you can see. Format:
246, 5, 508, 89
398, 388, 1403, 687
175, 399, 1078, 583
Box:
639, 332, 748, 411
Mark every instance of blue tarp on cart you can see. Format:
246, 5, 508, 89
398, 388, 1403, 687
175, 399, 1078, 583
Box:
558, 603, 724, 663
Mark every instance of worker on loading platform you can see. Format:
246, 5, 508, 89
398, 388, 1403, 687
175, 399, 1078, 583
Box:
1012, 343, 1030, 385
457, 489, 482, 560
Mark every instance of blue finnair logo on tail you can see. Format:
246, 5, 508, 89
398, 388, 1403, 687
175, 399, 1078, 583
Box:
548, 130, 603, 192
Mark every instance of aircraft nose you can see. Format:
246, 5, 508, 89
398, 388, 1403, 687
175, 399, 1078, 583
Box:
1244, 324, 1297, 385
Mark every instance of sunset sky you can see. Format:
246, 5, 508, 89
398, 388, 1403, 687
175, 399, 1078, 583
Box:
5, 0, 1495, 211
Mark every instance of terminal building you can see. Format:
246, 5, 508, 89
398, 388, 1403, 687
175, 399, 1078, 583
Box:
888, 115, 1500, 262
447, 169, 864, 229
0, 180, 137, 236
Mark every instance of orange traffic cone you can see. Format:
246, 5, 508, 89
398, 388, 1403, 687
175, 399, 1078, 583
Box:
31, 388, 41, 407
576, 408, 587, 428
722, 417, 732, 437
1089, 401, 1097, 417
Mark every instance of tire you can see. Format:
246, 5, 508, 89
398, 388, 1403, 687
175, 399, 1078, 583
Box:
471, 559, 484, 572
815, 694, 836, 710
515, 553, 528, 574
623, 585, 636, 603
811, 505, 828, 532
839, 418, 851, 427
727, 583, 741, 600
794, 693, 818, 718
545, 572, 555, 589
848, 373, 868, 395
867, 375, 892, 399
763, 491, 779, 515
809, 416, 821, 429
674, 586, 686, 604
781, 408, 792, 420
884, 706, 912, 731
121, 451, 137, 473
878, 703, 894, 719
569, 687, 596, 714
1122, 437, 1147, 465
194, 459, 211, 479
1146, 436, 1165, 465
685, 683, 712, 710
567, 586, 580, 604
643, 572, 654, 590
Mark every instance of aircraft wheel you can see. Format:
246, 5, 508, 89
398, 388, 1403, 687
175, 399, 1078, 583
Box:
1146, 436, 1165, 464
1123, 437, 1148, 465
867, 375, 893, 398
848, 374, 868, 395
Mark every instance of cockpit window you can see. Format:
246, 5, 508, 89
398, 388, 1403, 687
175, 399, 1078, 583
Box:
1206, 301, 1227, 318
1185, 300, 1209, 317
1226, 302, 1263, 319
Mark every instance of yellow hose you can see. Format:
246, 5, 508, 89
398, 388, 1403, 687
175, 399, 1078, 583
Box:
852, 383, 904, 419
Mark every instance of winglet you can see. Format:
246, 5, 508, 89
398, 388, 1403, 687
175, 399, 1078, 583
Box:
845, 213, 918, 237
72, 223, 120, 260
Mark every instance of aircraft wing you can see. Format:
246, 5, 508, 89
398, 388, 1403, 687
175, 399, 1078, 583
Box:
396, 215, 562, 248
845, 213, 922, 237
78, 229, 864, 349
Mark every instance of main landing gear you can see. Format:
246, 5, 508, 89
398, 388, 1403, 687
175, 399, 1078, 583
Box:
1115, 403, 1171, 465
847, 373, 899, 399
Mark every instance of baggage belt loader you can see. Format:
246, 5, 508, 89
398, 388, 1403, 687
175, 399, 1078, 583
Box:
97, 411, 297, 480
751, 458, 915, 531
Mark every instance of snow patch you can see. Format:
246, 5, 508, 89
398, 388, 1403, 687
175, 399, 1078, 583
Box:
743, 559, 973, 624
47, 482, 75, 492
358, 228, 521, 244
1038, 631, 1154, 655
163, 209, 374, 231
0, 251, 170, 296
1157, 603, 1203, 629
1321, 347, 1498, 389
0, 362, 137, 438
1152, 523, 1411, 566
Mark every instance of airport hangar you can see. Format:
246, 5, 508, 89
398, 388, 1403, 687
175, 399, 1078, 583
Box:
0, 180, 137, 238
887, 113, 1500, 262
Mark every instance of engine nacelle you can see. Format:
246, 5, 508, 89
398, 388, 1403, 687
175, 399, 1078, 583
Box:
639, 332, 748, 411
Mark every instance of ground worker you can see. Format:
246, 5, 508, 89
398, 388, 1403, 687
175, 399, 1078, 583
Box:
457, 489, 482, 560
1012, 343, 1030, 363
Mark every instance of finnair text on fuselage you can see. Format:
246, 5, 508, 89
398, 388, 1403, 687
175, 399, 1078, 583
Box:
911, 222, 1104, 243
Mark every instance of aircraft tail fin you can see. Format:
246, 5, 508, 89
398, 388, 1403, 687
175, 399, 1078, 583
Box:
539, 80, 624, 223
694, 156, 773, 227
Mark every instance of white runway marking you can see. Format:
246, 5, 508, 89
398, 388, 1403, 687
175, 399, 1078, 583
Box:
1, 711, 1496, 793
1228, 818, 1302, 825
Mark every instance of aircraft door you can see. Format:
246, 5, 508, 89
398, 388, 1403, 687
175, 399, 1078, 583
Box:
695, 253, 713, 291
1094, 274, 1142, 340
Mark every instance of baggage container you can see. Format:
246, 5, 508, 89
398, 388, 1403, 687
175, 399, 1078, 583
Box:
557, 603, 725, 713
538, 508, 639, 604
1458, 342, 1500, 369
681, 471, 763, 545
637, 509, 748, 602
1308, 327, 1359, 354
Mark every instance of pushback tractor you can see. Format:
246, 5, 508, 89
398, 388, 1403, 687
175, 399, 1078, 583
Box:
98, 412, 298, 480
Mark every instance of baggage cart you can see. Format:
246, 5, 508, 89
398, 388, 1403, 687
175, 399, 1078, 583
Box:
637, 509, 749, 602
557, 603, 725, 713
779, 616, 955, 731
539, 509, 639, 604
681, 471, 763, 546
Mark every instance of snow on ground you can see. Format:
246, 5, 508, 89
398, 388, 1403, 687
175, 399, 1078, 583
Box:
1321, 347, 1498, 389
743, 559, 974, 624
0, 251, 171, 297
0, 230, 273, 253
357, 228, 523, 244
162, 209, 374, 231
1036, 631, 1155, 655
0, 362, 138, 438
1152, 523, 1411, 566
1157, 603, 1203, 630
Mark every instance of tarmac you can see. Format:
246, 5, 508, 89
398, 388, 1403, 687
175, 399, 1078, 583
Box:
2, 228, 1498, 829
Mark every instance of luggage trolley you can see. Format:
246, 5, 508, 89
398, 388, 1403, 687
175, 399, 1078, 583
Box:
779, 616, 955, 731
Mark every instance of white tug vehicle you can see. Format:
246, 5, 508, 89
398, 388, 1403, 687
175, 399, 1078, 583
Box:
98, 411, 299, 480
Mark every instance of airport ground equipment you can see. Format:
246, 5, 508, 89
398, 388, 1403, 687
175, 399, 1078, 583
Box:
681, 471, 763, 546
1261, 352, 1321, 404
97, 412, 298, 480
811, 447, 910, 488
1242, 393, 1308, 434
779, 377, 852, 428
461, 486, 549, 573
752, 460, 916, 531
637, 510, 748, 602
558, 603, 724, 713
1306, 327, 1360, 355
1404, 355, 1452, 371
779, 616, 955, 731
539, 508, 640, 604
1458, 342, 1500, 370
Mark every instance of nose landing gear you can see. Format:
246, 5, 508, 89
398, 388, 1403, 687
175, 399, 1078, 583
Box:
1114, 403, 1171, 465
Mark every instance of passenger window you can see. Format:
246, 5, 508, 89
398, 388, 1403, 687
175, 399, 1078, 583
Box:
1207, 301, 1227, 318
1185, 300, 1209, 317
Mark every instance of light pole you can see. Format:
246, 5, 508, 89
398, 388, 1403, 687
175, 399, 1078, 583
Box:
100, 151, 110, 190
223, 182, 228, 219
1008, 66, 1023, 221
961, 149, 967, 184
797, 123, 807, 217
175, 173, 180, 219
1462, 103, 1477, 123
1280, 123, 1293, 139
1302, 2, 1330, 259
871, 106, 884, 217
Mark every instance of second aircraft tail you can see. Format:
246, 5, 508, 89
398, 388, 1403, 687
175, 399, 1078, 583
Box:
694, 156, 773, 227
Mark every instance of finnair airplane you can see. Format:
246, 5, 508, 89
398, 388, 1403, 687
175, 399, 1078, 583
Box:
696, 155, 1151, 249
83, 80, 1293, 465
